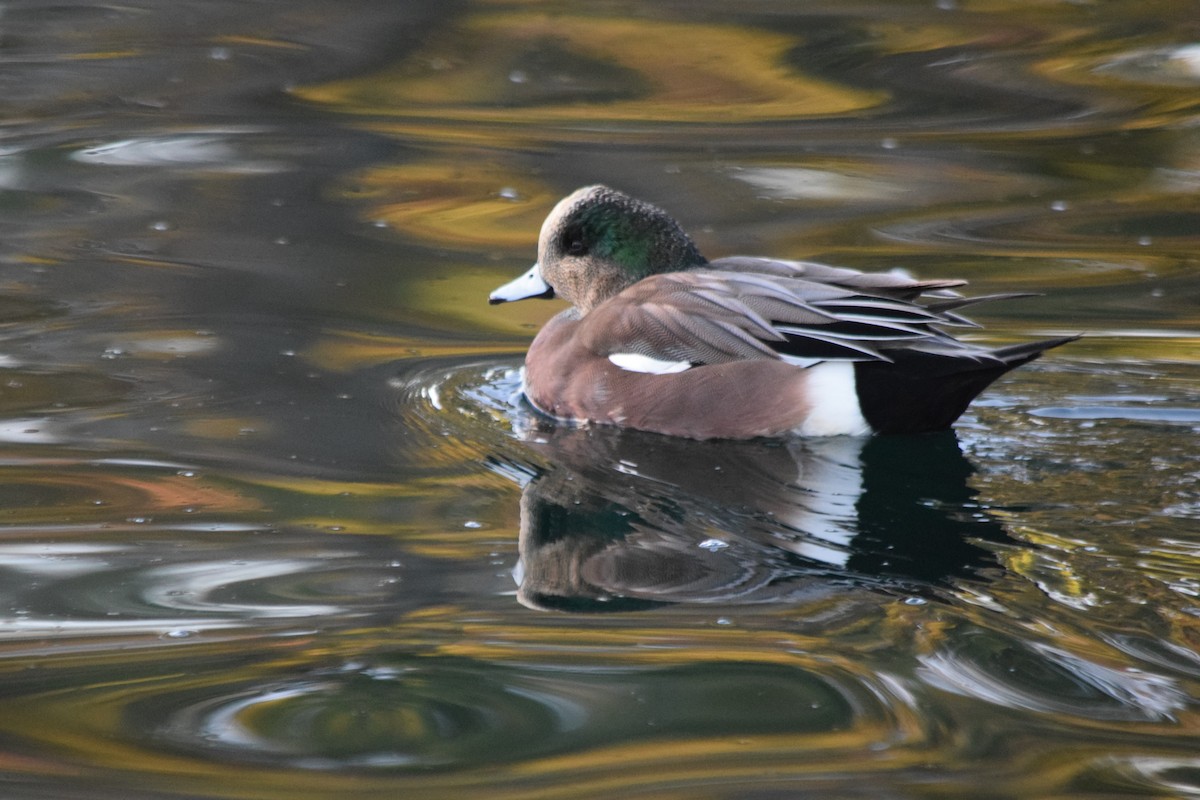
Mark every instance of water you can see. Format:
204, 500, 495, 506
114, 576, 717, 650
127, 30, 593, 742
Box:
0, 1, 1197, 797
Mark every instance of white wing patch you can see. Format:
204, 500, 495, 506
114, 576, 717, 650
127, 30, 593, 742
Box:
608, 352, 692, 374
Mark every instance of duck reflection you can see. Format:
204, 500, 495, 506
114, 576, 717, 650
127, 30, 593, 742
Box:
493, 421, 1011, 612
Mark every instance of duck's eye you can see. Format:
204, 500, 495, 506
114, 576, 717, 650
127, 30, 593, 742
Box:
560, 223, 588, 256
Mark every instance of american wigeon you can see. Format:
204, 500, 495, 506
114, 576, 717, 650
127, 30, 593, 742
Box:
490, 185, 1075, 439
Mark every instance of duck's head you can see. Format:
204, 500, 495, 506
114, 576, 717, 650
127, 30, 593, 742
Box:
489, 185, 707, 314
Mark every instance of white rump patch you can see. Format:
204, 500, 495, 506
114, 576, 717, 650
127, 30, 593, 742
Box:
796, 362, 872, 437
607, 353, 692, 374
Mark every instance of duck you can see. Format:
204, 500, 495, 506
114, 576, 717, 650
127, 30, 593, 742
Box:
489, 185, 1075, 440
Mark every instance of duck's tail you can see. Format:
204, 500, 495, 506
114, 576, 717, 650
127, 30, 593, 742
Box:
853, 335, 1079, 435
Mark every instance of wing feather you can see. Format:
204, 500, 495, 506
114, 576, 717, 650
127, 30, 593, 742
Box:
578, 265, 998, 369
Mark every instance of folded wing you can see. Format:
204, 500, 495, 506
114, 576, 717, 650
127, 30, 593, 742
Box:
579, 265, 1007, 368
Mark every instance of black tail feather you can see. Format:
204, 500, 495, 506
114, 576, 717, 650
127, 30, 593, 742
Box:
854, 335, 1079, 434
991, 334, 1081, 367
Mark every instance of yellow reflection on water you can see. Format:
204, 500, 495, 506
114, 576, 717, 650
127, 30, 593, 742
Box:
341, 161, 557, 250
302, 331, 523, 373
182, 416, 272, 441
294, 11, 885, 128
211, 34, 310, 52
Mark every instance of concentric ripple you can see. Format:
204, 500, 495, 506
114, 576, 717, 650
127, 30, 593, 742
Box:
382, 355, 543, 468
0, 654, 903, 778
142, 657, 581, 769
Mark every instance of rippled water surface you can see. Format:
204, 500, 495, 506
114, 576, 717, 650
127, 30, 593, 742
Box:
0, 1, 1197, 798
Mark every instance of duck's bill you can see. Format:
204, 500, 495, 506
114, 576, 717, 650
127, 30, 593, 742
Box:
489, 264, 554, 305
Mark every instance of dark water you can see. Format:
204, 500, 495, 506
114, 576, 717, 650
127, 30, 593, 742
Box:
0, 1, 1197, 798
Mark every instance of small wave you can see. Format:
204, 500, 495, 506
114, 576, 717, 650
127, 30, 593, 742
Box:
1029, 405, 1200, 423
